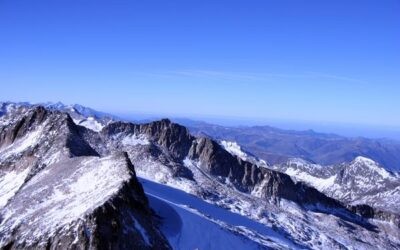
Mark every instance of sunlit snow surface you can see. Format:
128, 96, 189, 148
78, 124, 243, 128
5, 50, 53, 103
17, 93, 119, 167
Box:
220, 140, 268, 167
353, 156, 393, 179
0, 168, 30, 208
0, 125, 47, 208
131, 156, 400, 249
122, 134, 150, 146
73, 117, 104, 132
0, 155, 131, 246
220, 141, 249, 161
0, 125, 44, 160
281, 156, 400, 213
141, 178, 296, 250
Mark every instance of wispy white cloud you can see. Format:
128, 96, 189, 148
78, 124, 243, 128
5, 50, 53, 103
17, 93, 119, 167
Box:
304, 71, 368, 84
161, 69, 368, 84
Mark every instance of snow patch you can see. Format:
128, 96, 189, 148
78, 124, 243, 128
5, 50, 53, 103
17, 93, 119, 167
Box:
0, 155, 131, 245
42, 151, 62, 166
285, 167, 337, 191
0, 125, 44, 160
0, 168, 30, 208
73, 117, 104, 132
220, 141, 248, 161
122, 134, 150, 146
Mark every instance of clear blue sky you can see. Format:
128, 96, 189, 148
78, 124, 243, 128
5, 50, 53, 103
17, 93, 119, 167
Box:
0, 0, 399, 129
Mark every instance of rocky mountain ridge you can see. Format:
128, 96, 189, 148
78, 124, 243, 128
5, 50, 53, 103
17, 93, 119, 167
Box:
1, 102, 400, 249
0, 106, 170, 249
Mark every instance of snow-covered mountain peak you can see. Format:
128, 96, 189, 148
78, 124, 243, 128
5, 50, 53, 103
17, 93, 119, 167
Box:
351, 156, 393, 178
273, 154, 400, 214
353, 156, 378, 166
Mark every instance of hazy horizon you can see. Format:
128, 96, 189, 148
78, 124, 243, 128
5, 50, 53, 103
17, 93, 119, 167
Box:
3, 99, 400, 140
114, 110, 400, 141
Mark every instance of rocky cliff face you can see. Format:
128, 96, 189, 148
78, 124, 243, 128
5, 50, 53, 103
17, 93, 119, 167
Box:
103, 119, 193, 161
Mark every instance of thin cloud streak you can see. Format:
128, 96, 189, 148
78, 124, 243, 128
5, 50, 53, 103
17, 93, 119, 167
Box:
163, 70, 368, 84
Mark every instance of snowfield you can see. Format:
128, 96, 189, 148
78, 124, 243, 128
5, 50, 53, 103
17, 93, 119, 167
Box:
0, 155, 132, 246
0, 168, 31, 208
220, 141, 249, 161
73, 117, 105, 132
140, 177, 296, 250
133, 157, 400, 249
0, 124, 45, 160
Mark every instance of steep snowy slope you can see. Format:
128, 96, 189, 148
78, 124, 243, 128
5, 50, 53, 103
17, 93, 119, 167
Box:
141, 178, 295, 250
0, 107, 170, 249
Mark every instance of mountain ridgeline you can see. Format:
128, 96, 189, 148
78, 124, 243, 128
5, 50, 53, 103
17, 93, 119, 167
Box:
184, 121, 400, 172
1, 102, 399, 249
94, 118, 344, 210
0, 107, 170, 249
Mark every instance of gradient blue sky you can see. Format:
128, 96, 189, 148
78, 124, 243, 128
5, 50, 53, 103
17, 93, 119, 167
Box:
1, 0, 399, 130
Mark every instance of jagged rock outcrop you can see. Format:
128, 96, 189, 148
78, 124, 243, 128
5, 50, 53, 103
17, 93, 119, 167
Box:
103, 119, 193, 160
100, 120, 195, 180
0, 106, 48, 148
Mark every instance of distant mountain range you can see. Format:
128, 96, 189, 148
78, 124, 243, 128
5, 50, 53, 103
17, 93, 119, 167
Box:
1, 101, 399, 249
179, 119, 400, 172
